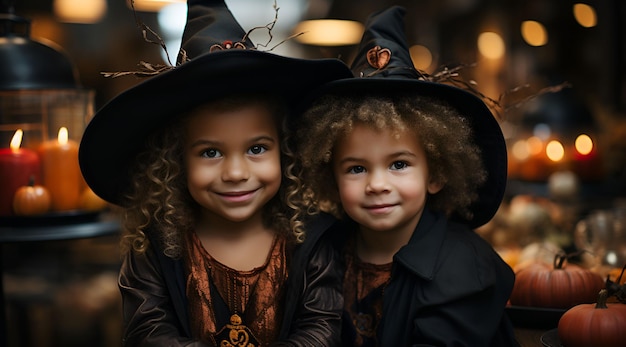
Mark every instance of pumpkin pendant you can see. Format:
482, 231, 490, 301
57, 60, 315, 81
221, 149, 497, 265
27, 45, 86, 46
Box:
366, 45, 391, 70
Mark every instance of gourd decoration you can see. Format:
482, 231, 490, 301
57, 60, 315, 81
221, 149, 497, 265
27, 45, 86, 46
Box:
12, 176, 51, 216
509, 252, 604, 309
558, 289, 626, 347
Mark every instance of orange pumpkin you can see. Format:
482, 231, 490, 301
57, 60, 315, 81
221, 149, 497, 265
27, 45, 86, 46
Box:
558, 289, 626, 347
509, 252, 604, 309
13, 178, 51, 216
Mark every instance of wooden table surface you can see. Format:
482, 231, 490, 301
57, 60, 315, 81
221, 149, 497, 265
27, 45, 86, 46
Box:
515, 327, 551, 346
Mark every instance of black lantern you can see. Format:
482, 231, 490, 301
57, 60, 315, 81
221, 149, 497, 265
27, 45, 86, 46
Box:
0, 2, 94, 216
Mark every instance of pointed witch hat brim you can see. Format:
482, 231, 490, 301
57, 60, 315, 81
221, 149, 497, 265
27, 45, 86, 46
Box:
302, 6, 507, 228
79, 0, 352, 206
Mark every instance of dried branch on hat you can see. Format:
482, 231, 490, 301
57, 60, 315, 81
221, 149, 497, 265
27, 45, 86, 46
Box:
101, 61, 174, 78
244, 0, 305, 52
419, 64, 571, 121
102, 0, 301, 79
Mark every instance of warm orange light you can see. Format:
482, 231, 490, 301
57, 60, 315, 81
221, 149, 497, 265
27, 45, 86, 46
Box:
521, 20, 548, 46
546, 140, 565, 162
527, 136, 544, 155
294, 19, 364, 46
129, 0, 185, 12
58, 127, 69, 145
10, 129, 23, 150
573, 3, 597, 28
54, 0, 107, 24
410, 45, 433, 72
575, 134, 594, 155
477, 32, 505, 59
512, 140, 530, 160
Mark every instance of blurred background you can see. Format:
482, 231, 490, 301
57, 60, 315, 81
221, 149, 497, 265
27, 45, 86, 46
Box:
10, 0, 625, 114
1, 0, 625, 346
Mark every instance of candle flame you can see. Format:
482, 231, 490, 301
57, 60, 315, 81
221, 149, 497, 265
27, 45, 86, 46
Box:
10, 129, 23, 150
58, 127, 69, 145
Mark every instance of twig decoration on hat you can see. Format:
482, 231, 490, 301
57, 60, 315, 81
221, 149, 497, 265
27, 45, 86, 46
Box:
101, 61, 174, 78
417, 63, 571, 121
344, 5, 570, 122
103, 0, 304, 79
130, 0, 177, 65
239, 1, 306, 52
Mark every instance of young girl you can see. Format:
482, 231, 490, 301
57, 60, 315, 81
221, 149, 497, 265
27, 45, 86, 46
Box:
295, 6, 519, 347
79, 1, 351, 346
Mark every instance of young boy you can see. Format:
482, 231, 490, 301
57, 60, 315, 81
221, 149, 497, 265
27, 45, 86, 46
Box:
295, 6, 519, 346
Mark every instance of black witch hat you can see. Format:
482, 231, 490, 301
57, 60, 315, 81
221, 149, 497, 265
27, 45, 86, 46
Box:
305, 6, 507, 228
79, 0, 352, 206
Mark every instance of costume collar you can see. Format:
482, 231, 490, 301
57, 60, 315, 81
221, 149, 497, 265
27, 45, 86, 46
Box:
393, 208, 448, 281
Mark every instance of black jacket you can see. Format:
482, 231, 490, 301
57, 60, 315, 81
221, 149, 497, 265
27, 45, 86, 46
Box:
336, 209, 520, 347
118, 212, 343, 346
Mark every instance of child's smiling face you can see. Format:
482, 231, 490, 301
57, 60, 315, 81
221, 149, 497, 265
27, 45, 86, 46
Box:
332, 123, 443, 236
184, 103, 282, 224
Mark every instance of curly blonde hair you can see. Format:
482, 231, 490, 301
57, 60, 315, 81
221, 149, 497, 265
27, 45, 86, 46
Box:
121, 93, 306, 258
295, 93, 486, 221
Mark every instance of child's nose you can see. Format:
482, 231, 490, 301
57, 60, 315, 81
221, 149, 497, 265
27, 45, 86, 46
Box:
221, 155, 250, 182
365, 170, 390, 194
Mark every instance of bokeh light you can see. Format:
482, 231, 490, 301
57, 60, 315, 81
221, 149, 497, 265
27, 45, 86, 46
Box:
546, 140, 565, 162
521, 20, 548, 46
573, 3, 597, 28
575, 134, 594, 155
477, 32, 505, 59
410, 45, 433, 72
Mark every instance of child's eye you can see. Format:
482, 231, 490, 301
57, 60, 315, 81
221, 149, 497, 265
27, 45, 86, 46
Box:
201, 148, 222, 158
248, 145, 267, 155
390, 161, 408, 170
348, 165, 366, 174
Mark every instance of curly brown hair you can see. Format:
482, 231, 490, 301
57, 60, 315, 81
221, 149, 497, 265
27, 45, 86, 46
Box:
121, 94, 306, 258
295, 93, 486, 221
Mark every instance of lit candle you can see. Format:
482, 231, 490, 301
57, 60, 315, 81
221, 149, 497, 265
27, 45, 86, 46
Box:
38, 127, 82, 211
0, 129, 41, 216
571, 133, 603, 181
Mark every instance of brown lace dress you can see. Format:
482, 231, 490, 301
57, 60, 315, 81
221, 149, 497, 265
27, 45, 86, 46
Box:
185, 231, 288, 346
343, 239, 392, 347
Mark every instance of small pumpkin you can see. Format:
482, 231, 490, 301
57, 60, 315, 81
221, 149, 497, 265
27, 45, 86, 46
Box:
13, 177, 51, 216
509, 252, 604, 309
558, 289, 626, 347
